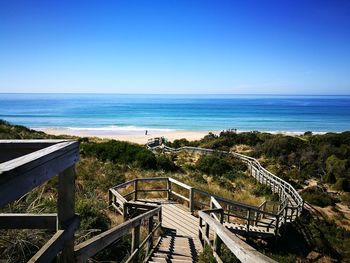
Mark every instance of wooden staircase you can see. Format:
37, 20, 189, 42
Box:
224, 222, 275, 238
148, 231, 201, 263
147, 201, 202, 263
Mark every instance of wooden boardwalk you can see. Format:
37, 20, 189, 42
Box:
139, 200, 202, 263
109, 177, 284, 263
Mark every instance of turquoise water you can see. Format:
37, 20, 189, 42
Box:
1, 93, 350, 133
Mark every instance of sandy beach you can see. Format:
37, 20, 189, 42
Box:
37, 127, 320, 144
37, 128, 216, 144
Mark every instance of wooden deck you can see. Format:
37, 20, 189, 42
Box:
139, 199, 202, 263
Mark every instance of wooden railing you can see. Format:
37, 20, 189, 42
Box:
74, 204, 162, 263
110, 177, 285, 236
109, 177, 282, 262
148, 143, 303, 224
0, 140, 80, 263
109, 177, 195, 213
198, 203, 277, 263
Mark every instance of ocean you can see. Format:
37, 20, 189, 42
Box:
1, 93, 350, 134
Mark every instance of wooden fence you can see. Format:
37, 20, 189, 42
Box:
0, 140, 80, 263
110, 177, 289, 237
109, 178, 281, 263
148, 143, 304, 224
198, 199, 277, 263
74, 203, 162, 263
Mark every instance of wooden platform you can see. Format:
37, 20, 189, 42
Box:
139, 200, 202, 263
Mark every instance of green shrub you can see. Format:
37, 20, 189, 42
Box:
334, 178, 350, 192
301, 187, 337, 207
222, 170, 238, 180
81, 140, 158, 169
198, 245, 216, 263
253, 184, 273, 197
76, 200, 110, 231
220, 243, 240, 263
156, 155, 178, 172
135, 151, 157, 169
196, 155, 232, 176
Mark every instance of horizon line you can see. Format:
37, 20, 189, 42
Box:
1, 92, 350, 96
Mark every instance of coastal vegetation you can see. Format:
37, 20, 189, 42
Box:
167, 130, 350, 262
1, 120, 350, 262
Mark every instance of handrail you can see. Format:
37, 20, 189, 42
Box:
75, 205, 161, 263
193, 188, 277, 217
109, 177, 283, 262
198, 210, 277, 263
169, 177, 192, 190
149, 142, 303, 220
110, 176, 282, 239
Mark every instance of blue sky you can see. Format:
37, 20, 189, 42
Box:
0, 0, 349, 94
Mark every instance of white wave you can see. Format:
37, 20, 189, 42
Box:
65, 126, 174, 132
35, 125, 175, 133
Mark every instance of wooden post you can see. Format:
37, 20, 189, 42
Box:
108, 190, 113, 208
284, 207, 288, 225
220, 209, 224, 224
205, 221, 209, 239
146, 217, 154, 256
131, 225, 140, 263
123, 202, 127, 221
199, 217, 203, 244
275, 215, 280, 236
247, 209, 251, 233
167, 179, 171, 200
227, 205, 230, 223
213, 233, 222, 256
158, 208, 162, 225
57, 165, 76, 263
189, 187, 194, 213
134, 179, 138, 201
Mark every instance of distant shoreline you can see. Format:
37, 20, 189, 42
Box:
36, 127, 328, 144
37, 127, 214, 144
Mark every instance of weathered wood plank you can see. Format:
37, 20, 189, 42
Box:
131, 225, 140, 263
0, 213, 57, 230
137, 188, 168, 193
58, 165, 76, 262
199, 211, 277, 263
74, 207, 161, 262
0, 140, 65, 162
0, 141, 78, 178
171, 191, 190, 202
169, 178, 192, 190
0, 146, 79, 207
29, 216, 79, 263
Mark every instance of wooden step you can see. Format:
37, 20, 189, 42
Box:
152, 252, 194, 260
149, 259, 193, 263
224, 222, 275, 236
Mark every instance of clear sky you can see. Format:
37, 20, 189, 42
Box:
0, 0, 349, 94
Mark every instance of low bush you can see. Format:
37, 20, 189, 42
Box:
301, 187, 338, 207
334, 178, 350, 192
253, 184, 273, 197
81, 140, 158, 169
196, 155, 233, 176
76, 200, 110, 231
156, 155, 179, 172
198, 245, 216, 263
135, 151, 157, 169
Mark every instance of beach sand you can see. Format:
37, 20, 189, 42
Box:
38, 128, 215, 144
